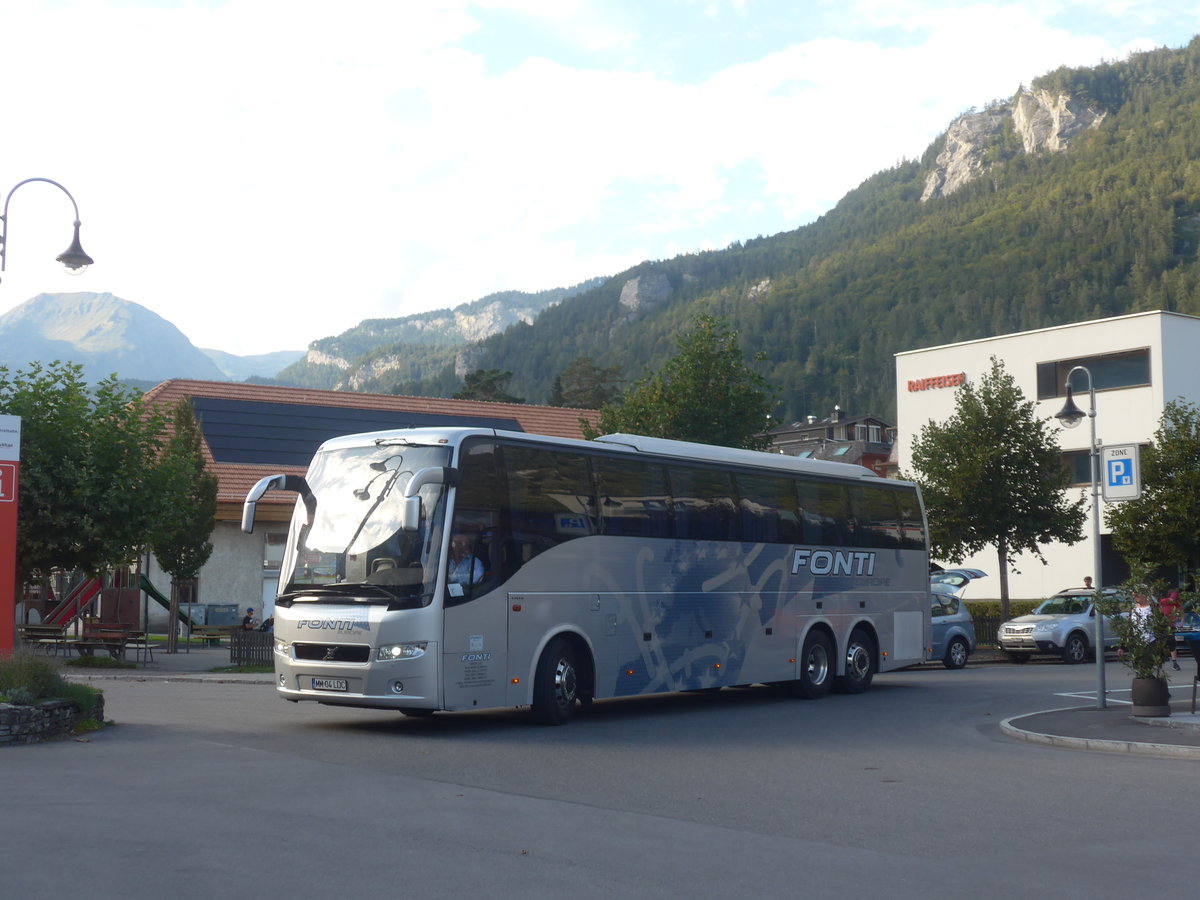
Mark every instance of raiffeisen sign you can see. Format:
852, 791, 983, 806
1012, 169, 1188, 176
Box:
906, 373, 966, 392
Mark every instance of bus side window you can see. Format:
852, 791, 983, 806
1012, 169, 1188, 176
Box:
594, 456, 671, 538
668, 466, 737, 542
502, 443, 596, 568
450, 439, 506, 602
736, 472, 801, 545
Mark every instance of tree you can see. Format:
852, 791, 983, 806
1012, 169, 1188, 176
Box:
907, 357, 1085, 617
548, 356, 623, 408
150, 399, 218, 652
1106, 398, 1200, 574
453, 369, 524, 403
0, 361, 167, 587
585, 314, 775, 450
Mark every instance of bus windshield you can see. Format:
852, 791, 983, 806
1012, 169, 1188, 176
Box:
278, 441, 453, 606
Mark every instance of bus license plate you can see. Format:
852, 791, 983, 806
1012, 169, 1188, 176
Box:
311, 677, 347, 692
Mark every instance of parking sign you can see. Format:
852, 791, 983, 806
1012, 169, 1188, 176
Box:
1101, 444, 1141, 501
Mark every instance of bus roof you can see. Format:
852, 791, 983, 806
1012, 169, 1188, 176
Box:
312, 426, 898, 483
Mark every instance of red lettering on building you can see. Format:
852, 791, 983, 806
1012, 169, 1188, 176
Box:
907, 372, 966, 392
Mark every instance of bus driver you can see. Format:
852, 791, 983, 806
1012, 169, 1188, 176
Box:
448, 533, 484, 586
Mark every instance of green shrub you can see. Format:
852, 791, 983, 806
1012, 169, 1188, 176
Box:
0, 651, 65, 700
964, 600, 1040, 619
63, 655, 136, 670
0, 651, 102, 711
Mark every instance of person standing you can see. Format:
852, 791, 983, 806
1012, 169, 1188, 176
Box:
242, 606, 258, 631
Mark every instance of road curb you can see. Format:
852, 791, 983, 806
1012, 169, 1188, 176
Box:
1000, 705, 1200, 759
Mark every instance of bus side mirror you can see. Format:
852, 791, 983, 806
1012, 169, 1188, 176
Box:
399, 466, 457, 531
401, 496, 422, 532
242, 473, 315, 534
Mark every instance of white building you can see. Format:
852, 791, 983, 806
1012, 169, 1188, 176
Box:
895, 310, 1200, 599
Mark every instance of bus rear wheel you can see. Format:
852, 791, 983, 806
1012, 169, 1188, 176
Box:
532, 636, 581, 726
835, 627, 876, 694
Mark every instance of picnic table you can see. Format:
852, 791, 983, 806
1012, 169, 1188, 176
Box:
18, 624, 71, 657
74, 622, 134, 660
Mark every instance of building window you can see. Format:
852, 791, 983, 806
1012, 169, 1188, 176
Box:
868, 425, 882, 443
264, 532, 287, 571
1061, 450, 1093, 487
1036, 349, 1151, 400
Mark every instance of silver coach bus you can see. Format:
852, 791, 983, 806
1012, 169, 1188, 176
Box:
242, 428, 930, 725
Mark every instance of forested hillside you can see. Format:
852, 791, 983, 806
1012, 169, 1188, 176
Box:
401, 38, 1200, 421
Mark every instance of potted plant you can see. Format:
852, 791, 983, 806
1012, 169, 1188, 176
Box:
1097, 573, 1175, 716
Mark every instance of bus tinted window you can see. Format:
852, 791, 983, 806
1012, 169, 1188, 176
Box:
736, 472, 802, 544
594, 456, 672, 539
669, 466, 738, 542
503, 444, 595, 563
896, 492, 926, 550
849, 484, 901, 549
796, 480, 851, 545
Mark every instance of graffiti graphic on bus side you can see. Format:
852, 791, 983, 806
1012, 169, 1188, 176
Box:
790, 548, 876, 577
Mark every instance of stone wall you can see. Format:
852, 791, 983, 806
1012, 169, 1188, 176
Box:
0, 693, 105, 746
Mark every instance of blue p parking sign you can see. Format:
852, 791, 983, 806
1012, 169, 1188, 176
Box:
1101, 444, 1141, 501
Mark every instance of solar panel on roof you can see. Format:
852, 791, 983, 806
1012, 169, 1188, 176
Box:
191, 397, 523, 466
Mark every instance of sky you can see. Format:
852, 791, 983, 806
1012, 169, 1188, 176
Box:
1, 1, 1198, 356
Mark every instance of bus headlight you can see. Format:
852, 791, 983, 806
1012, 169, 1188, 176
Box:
274, 638, 291, 658
377, 642, 428, 661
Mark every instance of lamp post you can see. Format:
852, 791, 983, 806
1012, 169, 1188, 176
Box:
1, 177, 95, 281
1054, 365, 1106, 709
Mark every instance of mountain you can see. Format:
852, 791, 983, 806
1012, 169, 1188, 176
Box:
201, 347, 305, 380
0, 292, 229, 383
274, 279, 607, 391
371, 38, 1200, 421
0, 292, 304, 385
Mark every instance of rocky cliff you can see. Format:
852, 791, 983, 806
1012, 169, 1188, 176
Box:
921, 88, 1105, 201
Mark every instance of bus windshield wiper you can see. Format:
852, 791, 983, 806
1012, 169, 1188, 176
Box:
276, 583, 406, 603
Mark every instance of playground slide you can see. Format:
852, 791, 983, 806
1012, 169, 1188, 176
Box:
139, 575, 200, 628
45, 577, 102, 627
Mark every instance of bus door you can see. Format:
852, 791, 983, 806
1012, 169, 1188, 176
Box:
441, 578, 509, 712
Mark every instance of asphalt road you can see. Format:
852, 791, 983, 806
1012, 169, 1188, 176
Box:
4, 661, 1194, 899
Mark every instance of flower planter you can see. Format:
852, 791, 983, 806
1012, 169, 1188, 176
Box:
1130, 676, 1171, 717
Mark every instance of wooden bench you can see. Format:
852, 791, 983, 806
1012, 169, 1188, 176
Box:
18, 624, 71, 657
191, 625, 236, 646
75, 623, 134, 660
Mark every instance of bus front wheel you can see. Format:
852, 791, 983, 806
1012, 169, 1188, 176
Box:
785, 630, 833, 699
835, 627, 876, 694
532, 636, 581, 726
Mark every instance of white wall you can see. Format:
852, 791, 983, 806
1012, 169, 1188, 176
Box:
895, 311, 1200, 599
142, 521, 286, 630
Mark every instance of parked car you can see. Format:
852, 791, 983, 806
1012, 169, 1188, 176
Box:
997, 588, 1121, 664
930, 583, 976, 669
928, 568, 985, 669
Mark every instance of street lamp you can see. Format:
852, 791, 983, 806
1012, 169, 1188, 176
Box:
1055, 365, 1106, 709
0, 177, 94, 281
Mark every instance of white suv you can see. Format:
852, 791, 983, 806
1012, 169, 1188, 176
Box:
997, 588, 1121, 664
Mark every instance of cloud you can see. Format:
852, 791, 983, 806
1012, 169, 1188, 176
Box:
1, 0, 1195, 355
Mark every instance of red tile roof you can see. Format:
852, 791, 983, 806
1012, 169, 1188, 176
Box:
142, 379, 599, 518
